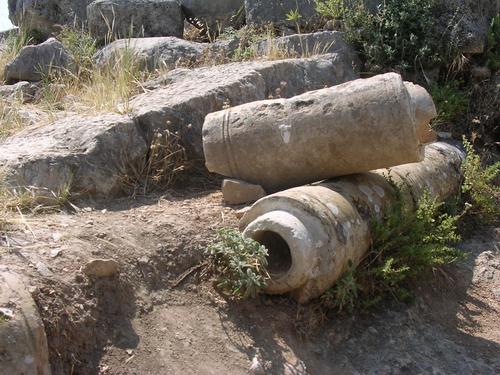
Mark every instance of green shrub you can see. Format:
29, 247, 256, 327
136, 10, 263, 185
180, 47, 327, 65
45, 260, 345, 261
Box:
430, 80, 470, 127
315, 0, 345, 20
321, 186, 464, 312
486, 15, 500, 71
315, 0, 458, 75
206, 229, 270, 299
461, 137, 500, 223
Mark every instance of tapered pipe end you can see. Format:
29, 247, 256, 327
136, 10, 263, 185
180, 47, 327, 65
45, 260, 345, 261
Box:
404, 82, 438, 144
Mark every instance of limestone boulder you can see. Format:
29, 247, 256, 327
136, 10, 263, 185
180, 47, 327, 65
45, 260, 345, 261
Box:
8, 0, 92, 36
4, 38, 76, 83
245, 0, 320, 30
0, 81, 40, 103
0, 113, 148, 197
132, 53, 357, 159
255, 31, 354, 59
87, 0, 184, 43
94, 37, 206, 71
0, 54, 356, 197
181, 0, 245, 31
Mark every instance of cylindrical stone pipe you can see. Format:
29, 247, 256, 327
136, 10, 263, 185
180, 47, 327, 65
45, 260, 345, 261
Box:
203, 73, 437, 192
239, 142, 464, 303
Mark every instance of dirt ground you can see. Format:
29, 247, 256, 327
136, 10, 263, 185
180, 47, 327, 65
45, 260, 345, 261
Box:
0, 188, 499, 375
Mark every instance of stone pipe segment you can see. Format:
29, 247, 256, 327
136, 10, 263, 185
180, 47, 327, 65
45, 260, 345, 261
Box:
203, 72, 437, 192
239, 142, 464, 303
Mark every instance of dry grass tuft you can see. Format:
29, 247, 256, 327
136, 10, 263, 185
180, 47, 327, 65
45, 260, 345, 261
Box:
120, 126, 190, 195
0, 98, 25, 138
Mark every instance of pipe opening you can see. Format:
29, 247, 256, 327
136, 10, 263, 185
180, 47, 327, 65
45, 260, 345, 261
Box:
253, 230, 292, 278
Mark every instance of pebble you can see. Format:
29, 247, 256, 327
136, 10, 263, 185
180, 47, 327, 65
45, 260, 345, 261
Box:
249, 354, 265, 375
82, 259, 120, 278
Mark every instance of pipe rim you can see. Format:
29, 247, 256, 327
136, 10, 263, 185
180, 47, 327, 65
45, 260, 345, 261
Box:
242, 210, 313, 294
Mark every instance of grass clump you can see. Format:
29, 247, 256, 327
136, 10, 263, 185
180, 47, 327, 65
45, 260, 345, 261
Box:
321, 187, 464, 313
0, 98, 24, 138
461, 137, 500, 223
36, 30, 145, 114
206, 228, 270, 299
57, 26, 97, 80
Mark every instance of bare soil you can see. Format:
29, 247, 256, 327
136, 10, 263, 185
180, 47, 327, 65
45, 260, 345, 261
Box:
1, 188, 499, 375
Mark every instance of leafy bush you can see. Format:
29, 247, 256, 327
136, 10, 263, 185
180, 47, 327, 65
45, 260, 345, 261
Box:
461, 137, 500, 223
430, 80, 470, 127
321, 186, 464, 312
315, 0, 345, 20
486, 15, 500, 71
315, 0, 457, 75
206, 228, 270, 299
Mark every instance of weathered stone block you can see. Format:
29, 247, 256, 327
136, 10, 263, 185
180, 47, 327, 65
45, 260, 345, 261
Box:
87, 0, 184, 42
222, 179, 266, 205
4, 38, 75, 83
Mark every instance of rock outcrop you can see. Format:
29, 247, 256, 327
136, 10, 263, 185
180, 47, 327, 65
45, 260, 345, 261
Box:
255, 31, 354, 58
181, 0, 245, 31
87, 0, 184, 42
4, 38, 75, 83
94, 37, 206, 71
245, 0, 320, 30
0, 54, 356, 197
8, 0, 92, 36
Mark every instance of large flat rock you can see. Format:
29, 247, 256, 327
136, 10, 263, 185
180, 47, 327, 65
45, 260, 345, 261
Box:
0, 54, 357, 197
0, 113, 147, 197
132, 53, 357, 158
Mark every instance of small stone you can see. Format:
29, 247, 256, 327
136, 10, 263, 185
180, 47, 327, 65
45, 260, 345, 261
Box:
36, 262, 53, 277
471, 66, 491, 82
82, 259, 120, 278
51, 232, 62, 242
222, 179, 266, 205
249, 354, 266, 375
0, 307, 14, 319
437, 132, 452, 139
126, 349, 133, 356
49, 248, 62, 258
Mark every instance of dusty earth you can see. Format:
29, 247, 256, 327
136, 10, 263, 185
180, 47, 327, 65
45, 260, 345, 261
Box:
0, 185, 498, 375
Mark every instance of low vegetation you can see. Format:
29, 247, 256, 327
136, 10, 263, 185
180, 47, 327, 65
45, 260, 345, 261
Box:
322, 189, 463, 312
206, 228, 270, 299
0, 98, 24, 138
315, 0, 461, 77
461, 137, 500, 224
430, 80, 470, 127
207, 142, 498, 316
